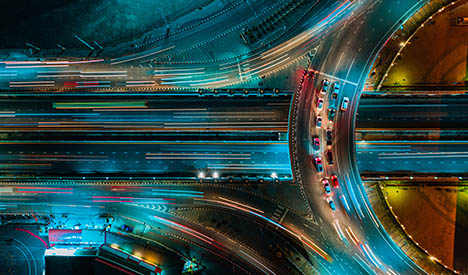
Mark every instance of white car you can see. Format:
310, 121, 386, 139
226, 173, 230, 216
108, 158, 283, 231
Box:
316, 97, 324, 111
320, 79, 329, 95
341, 97, 349, 111
316, 116, 322, 128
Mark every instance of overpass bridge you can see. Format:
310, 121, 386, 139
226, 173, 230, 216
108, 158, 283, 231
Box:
356, 95, 468, 175
0, 93, 293, 180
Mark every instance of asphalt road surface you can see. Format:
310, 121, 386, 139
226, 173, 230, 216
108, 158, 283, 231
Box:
356, 141, 468, 174
357, 96, 468, 130
0, 95, 291, 178
295, 0, 432, 274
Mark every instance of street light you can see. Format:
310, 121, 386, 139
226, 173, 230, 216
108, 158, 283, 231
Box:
198, 172, 205, 179
212, 171, 219, 179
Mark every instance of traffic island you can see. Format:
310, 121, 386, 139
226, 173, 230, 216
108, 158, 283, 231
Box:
363, 181, 455, 274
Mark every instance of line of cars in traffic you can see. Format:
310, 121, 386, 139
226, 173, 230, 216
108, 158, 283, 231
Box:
312, 78, 347, 211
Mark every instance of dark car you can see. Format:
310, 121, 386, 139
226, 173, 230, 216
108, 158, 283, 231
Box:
328, 108, 336, 122
326, 150, 334, 165
307, 70, 316, 78
326, 128, 333, 146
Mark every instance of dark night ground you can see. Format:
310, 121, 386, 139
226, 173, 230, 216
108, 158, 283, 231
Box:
0, 0, 214, 49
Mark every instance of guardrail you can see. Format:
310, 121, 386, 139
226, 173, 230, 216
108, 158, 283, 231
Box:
287, 51, 315, 216
240, 0, 315, 45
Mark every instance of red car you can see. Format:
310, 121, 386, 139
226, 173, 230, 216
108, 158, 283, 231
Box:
331, 174, 339, 188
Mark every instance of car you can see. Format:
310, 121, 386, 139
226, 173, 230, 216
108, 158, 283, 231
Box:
314, 157, 323, 172
326, 128, 333, 146
456, 17, 468, 26
316, 115, 322, 128
313, 137, 320, 151
326, 150, 334, 165
341, 97, 349, 111
307, 70, 316, 78
316, 97, 324, 111
322, 179, 331, 194
332, 83, 340, 99
119, 224, 134, 233
320, 79, 329, 94
331, 174, 339, 188
327, 197, 336, 211
328, 108, 336, 122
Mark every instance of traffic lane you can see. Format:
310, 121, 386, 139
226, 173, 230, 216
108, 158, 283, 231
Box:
0, 185, 298, 274
0, 141, 291, 177
115, 0, 340, 64
0, 180, 358, 274
304, 37, 397, 274
105, 0, 286, 63
333, 78, 427, 273
0, 0, 354, 90
0, 0, 350, 90
114, 204, 282, 275
294, 70, 371, 274
0, 225, 46, 275
356, 97, 468, 129
356, 141, 468, 173
308, 0, 431, 273
305, 76, 393, 274
0, 96, 291, 132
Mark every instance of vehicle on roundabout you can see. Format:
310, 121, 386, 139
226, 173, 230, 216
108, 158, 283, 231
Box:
330, 83, 340, 106
316, 97, 324, 111
322, 179, 331, 194
320, 79, 329, 95
341, 97, 349, 111
330, 174, 339, 188
316, 115, 323, 128
328, 107, 336, 122
326, 128, 333, 146
325, 150, 334, 165
313, 137, 320, 151
314, 157, 323, 173
332, 83, 340, 99
327, 197, 336, 211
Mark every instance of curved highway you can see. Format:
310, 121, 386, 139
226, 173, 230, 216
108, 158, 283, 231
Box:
295, 0, 442, 274
0, 0, 453, 274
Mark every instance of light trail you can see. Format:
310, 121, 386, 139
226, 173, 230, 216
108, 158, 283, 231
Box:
239, 250, 277, 275
218, 197, 264, 213
53, 101, 147, 109
345, 227, 361, 247
15, 228, 48, 248
110, 45, 176, 65
195, 197, 330, 261
152, 215, 222, 249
